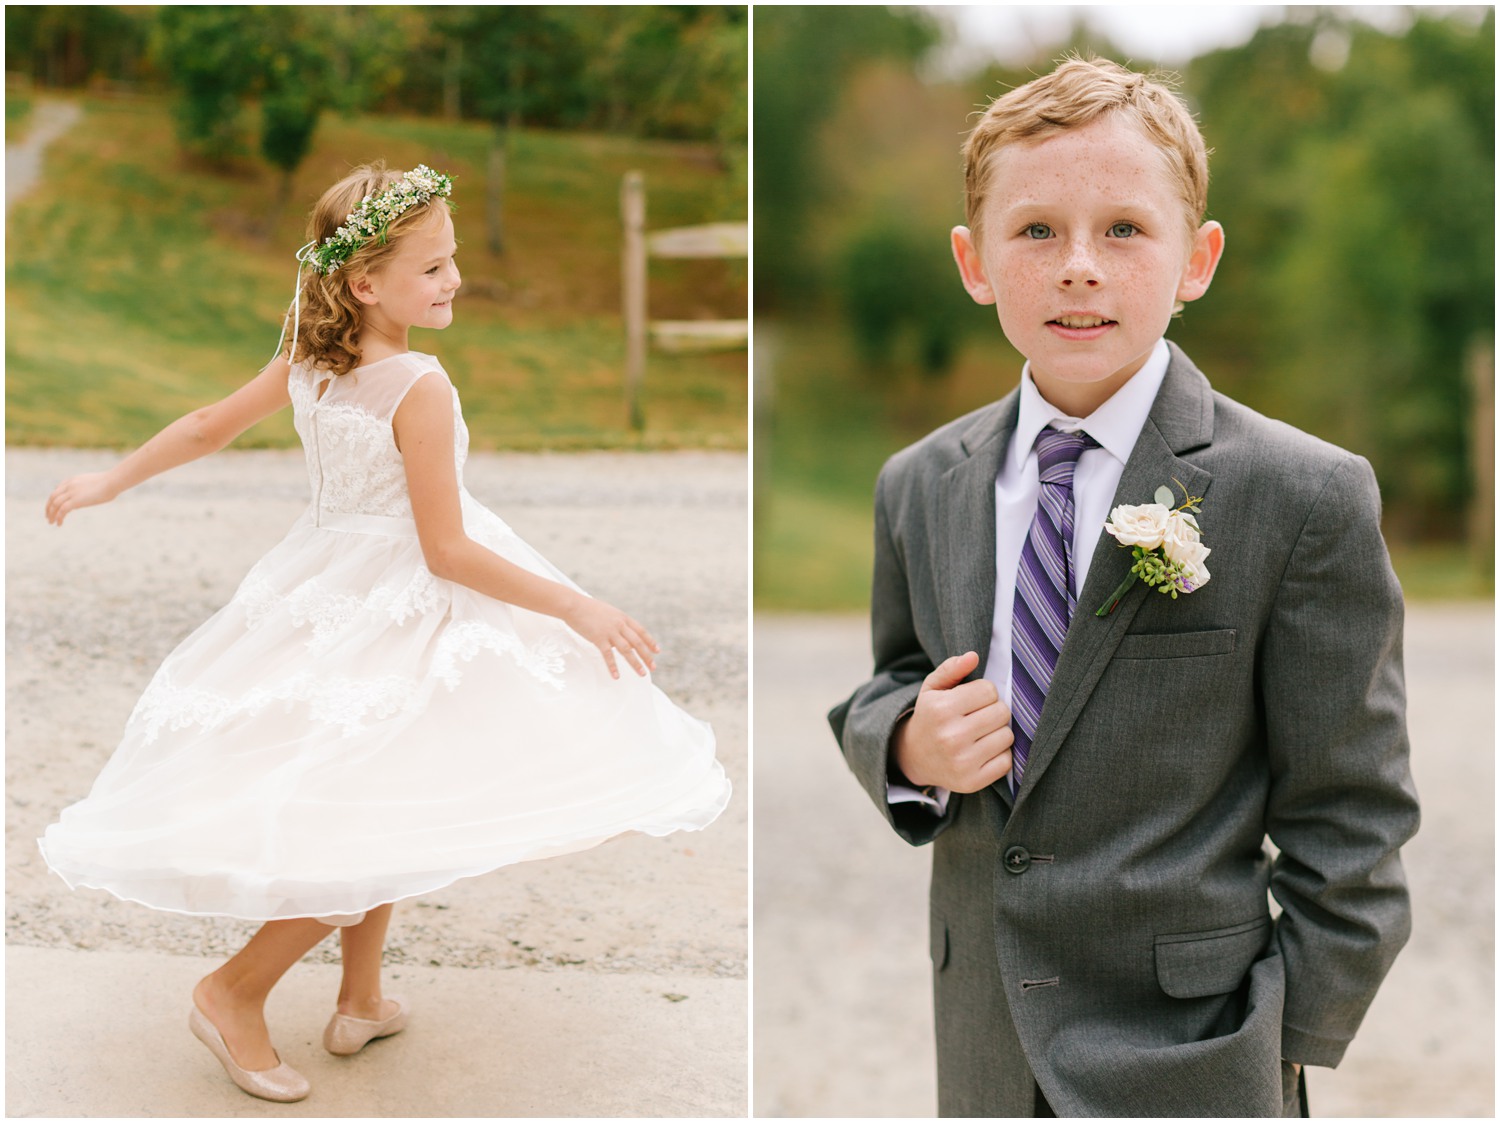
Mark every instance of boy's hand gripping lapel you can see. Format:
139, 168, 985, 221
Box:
892, 651, 1014, 793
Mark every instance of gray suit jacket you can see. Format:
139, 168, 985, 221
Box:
829, 344, 1419, 1117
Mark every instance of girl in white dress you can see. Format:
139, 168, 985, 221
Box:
38, 163, 730, 1103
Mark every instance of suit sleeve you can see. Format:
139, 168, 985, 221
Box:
1262, 453, 1420, 1067
828, 464, 957, 845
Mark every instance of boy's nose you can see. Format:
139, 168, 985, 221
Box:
1059, 243, 1102, 287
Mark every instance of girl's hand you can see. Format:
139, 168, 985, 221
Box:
563, 595, 660, 679
46, 471, 121, 526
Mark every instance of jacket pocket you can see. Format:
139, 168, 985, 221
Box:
1155, 916, 1271, 999
930, 912, 950, 971
1115, 628, 1236, 660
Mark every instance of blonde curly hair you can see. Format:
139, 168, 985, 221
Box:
284, 162, 455, 377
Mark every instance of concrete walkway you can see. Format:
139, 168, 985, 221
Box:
6, 448, 747, 1117
754, 608, 1494, 1117
8, 946, 742, 1117
6, 99, 81, 213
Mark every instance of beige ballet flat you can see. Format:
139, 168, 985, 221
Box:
189, 1005, 310, 1102
324, 996, 408, 1055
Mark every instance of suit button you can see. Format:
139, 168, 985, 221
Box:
1004, 846, 1031, 874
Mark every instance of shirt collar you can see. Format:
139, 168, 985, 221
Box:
1009, 338, 1171, 471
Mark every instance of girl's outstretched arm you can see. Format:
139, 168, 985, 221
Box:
46, 356, 293, 525
394, 370, 659, 680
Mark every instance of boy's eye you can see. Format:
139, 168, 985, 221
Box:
1023, 223, 1053, 240
1108, 222, 1139, 238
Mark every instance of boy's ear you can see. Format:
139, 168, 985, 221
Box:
951, 226, 996, 306
1177, 220, 1226, 305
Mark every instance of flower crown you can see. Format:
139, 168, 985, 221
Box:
303, 164, 455, 276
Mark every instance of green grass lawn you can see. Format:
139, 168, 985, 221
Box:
1385, 542, 1494, 601
6, 95, 746, 450
5, 95, 32, 143
756, 318, 1493, 610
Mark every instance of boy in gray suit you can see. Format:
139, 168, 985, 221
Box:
829, 57, 1419, 1117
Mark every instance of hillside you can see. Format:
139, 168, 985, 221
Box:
6, 95, 747, 449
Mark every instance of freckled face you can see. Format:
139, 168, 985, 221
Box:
360, 207, 461, 336
955, 114, 1220, 415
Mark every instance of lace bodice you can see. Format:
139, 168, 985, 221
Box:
288, 352, 468, 521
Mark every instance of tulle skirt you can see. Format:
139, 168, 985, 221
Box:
38, 495, 730, 920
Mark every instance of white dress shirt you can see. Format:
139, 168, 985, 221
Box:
889, 338, 1172, 811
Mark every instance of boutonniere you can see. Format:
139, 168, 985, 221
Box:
1095, 480, 1211, 617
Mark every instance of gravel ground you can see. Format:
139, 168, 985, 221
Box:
754, 609, 1494, 1117
7, 448, 747, 979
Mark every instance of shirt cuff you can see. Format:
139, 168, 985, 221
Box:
887, 781, 951, 815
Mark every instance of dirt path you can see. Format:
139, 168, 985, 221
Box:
6, 99, 81, 213
754, 610, 1494, 1117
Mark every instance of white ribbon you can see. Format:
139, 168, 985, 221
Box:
268, 240, 319, 368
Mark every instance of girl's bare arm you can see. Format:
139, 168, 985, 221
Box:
46, 356, 293, 525
394, 371, 658, 679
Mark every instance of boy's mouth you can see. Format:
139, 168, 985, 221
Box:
1047, 314, 1116, 340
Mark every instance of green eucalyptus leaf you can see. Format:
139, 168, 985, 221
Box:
1154, 485, 1174, 507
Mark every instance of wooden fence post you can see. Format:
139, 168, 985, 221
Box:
622, 171, 647, 432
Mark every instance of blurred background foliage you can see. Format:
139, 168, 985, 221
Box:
754, 5, 1493, 608
6, 4, 747, 450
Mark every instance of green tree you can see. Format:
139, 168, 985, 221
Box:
152, 6, 267, 163
588, 7, 747, 144
579, 7, 747, 200
445, 7, 589, 255
456, 7, 588, 131
255, 14, 347, 233
152, 7, 395, 223
839, 213, 965, 377
1184, 12, 1493, 532
754, 6, 940, 310
5, 5, 152, 88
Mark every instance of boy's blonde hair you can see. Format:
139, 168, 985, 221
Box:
287, 162, 453, 376
962, 56, 1209, 247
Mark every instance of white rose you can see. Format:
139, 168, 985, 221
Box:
1104, 503, 1170, 550
1162, 512, 1212, 588
1176, 541, 1212, 586
1161, 510, 1201, 555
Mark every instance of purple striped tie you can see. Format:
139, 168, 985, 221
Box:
1011, 426, 1098, 795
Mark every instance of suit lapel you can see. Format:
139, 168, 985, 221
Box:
932, 393, 1018, 683
1011, 344, 1217, 807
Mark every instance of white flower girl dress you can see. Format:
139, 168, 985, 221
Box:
40, 352, 730, 920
